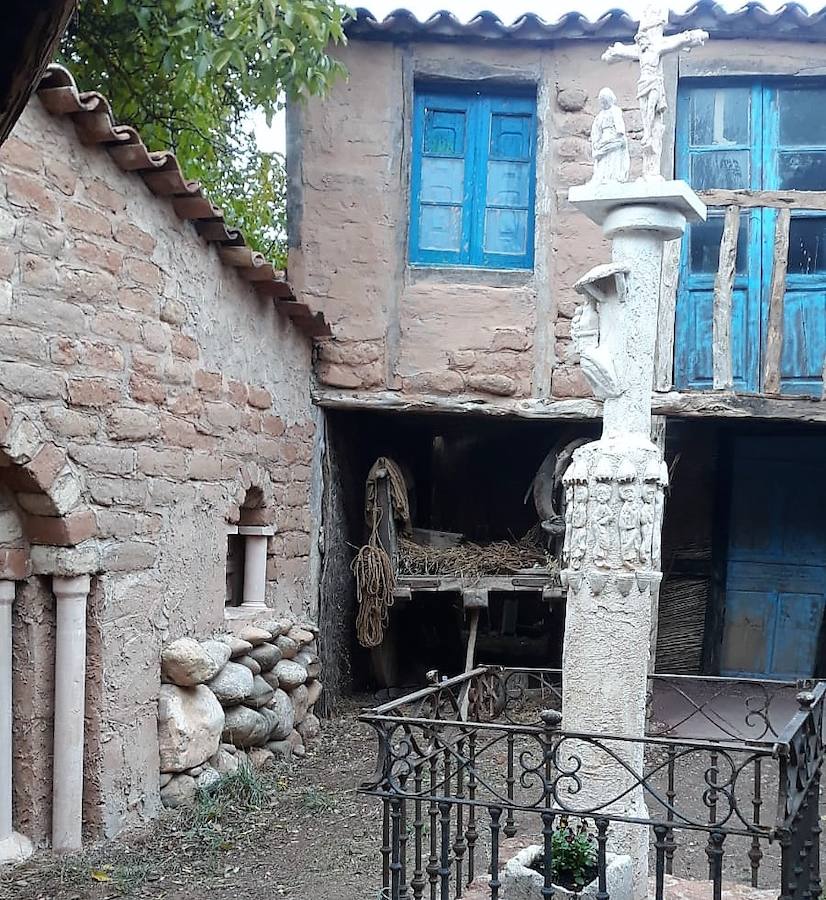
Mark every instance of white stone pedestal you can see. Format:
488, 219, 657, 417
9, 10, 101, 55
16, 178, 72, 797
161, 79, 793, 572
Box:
561, 181, 705, 899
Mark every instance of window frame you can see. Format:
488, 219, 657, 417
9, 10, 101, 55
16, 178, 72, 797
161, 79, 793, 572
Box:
409, 85, 537, 271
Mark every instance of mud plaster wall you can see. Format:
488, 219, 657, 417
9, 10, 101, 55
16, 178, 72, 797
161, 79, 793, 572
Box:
291, 36, 824, 403
0, 100, 317, 841
289, 39, 642, 400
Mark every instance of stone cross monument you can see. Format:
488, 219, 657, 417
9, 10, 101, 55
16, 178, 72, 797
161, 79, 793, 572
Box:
603, 3, 707, 180
560, 5, 707, 897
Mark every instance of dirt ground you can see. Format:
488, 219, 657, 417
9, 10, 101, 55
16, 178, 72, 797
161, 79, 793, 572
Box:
0, 694, 813, 900
0, 697, 384, 900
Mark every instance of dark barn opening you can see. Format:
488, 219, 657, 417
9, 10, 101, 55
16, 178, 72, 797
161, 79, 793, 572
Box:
318, 408, 598, 695
319, 408, 826, 705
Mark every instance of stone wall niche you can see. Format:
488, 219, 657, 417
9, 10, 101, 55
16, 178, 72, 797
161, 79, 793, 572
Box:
225, 482, 276, 618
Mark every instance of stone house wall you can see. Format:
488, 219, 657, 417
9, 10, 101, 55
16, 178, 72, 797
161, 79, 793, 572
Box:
1, 98, 318, 843
289, 36, 823, 404
287, 39, 642, 401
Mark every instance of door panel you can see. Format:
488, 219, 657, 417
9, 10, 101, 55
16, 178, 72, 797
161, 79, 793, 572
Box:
675, 210, 761, 392
772, 593, 824, 678
720, 590, 773, 675
721, 437, 826, 678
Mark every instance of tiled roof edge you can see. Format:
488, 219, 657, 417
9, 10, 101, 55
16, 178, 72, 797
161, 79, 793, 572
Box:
346, 2, 826, 44
35, 64, 332, 340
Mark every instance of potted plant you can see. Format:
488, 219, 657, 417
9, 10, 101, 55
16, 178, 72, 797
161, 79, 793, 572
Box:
501, 821, 633, 900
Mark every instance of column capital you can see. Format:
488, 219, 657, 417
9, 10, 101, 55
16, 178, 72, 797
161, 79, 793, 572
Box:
237, 525, 275, 537
52, 574, 91, 601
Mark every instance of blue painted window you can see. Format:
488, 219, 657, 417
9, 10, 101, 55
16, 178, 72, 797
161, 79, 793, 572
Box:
409, 88, 536, 269
675, 79, 826, 396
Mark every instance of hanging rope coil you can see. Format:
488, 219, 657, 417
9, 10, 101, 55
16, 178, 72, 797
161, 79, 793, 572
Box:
352, 457, 411, 648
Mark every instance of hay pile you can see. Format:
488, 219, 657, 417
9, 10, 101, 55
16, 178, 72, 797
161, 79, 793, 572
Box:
398, 536, 554, 579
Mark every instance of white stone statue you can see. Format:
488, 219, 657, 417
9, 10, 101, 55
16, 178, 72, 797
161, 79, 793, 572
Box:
571, 299, 622, 400
590, 88, 630, 185
602, 3, 708, 181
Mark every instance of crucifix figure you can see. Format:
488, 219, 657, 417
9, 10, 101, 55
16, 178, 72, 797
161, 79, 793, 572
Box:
602, 3, 708, 180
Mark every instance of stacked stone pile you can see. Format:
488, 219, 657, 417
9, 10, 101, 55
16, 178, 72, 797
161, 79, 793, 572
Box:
157, 620, 322, 808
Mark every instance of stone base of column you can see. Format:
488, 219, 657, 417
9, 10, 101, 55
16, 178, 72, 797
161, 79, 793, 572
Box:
560, 435, 668, 900
0, 831, 33, 865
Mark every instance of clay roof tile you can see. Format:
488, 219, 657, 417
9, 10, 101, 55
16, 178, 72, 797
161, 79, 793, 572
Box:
347, 1, 826, 43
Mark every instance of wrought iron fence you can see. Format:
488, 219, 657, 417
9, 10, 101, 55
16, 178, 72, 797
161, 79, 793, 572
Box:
358, 667, 824, 900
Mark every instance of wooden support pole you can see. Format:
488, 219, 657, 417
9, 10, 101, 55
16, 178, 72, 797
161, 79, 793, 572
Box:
712, 205, 740, 391
459, 609, 480, 721
654, 239, 682, 392
763, 208, 791, 396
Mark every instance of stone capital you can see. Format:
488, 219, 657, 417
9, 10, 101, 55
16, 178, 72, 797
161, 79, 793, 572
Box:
568, 179, 706, 238
52, 573, 91, 603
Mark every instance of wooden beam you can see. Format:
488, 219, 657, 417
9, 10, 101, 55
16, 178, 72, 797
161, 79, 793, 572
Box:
712, 205, 739, 391
312, 387, 604, 420
700, 189, 826, 211
763, 208, 791, 396
652, 391, 826, 423
654, 239, 682, 391
313, 388, 826, 424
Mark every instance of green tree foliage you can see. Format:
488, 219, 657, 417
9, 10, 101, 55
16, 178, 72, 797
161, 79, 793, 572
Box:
60, 0, 349, 264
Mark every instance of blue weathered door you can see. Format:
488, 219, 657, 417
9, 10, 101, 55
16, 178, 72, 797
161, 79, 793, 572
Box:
764, 84, 826, 395
675, 83, 764, 392
675, 80, 826, 397
720, 436, 826, 678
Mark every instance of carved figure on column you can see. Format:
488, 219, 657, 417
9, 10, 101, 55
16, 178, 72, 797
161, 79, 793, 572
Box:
602, 3, 708, 181
590, 88, 630, 185
572, 264, 627, 400
616, 460, 641, 567
590, 459, 616, 569
652, 460, 669, 567
571, 299, 622, 399
639, 460, 658, 565
567, 460, 589, 570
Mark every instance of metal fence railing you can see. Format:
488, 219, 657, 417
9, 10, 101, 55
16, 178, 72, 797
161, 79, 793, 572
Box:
359, 667, 824, 900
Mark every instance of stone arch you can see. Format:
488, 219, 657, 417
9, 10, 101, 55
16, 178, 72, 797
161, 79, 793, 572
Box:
0, 403, 95, 548
226, 462, 275, 527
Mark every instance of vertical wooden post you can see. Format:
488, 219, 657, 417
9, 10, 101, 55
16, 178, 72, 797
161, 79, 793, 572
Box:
654, 239, 682, 392
763, 208, 791, 395
712, 205, 740, 391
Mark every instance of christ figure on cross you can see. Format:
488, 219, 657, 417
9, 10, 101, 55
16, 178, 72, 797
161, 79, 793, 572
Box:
602, 4, 707, 181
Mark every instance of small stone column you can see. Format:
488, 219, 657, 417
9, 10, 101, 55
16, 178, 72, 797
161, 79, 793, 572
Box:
562, 182, 706, 898
0, 580, 33, 865
52, 574, 91, 851
239, 526, 274, 611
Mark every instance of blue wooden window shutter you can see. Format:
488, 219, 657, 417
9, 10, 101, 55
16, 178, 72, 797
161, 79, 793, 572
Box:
674, 78, 826, 397
409, 88, 536, 269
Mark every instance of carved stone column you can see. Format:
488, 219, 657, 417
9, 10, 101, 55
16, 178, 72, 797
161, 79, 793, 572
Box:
52, 574, 91, 851
562, 182, 706, 898
0, 580, 33, 864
